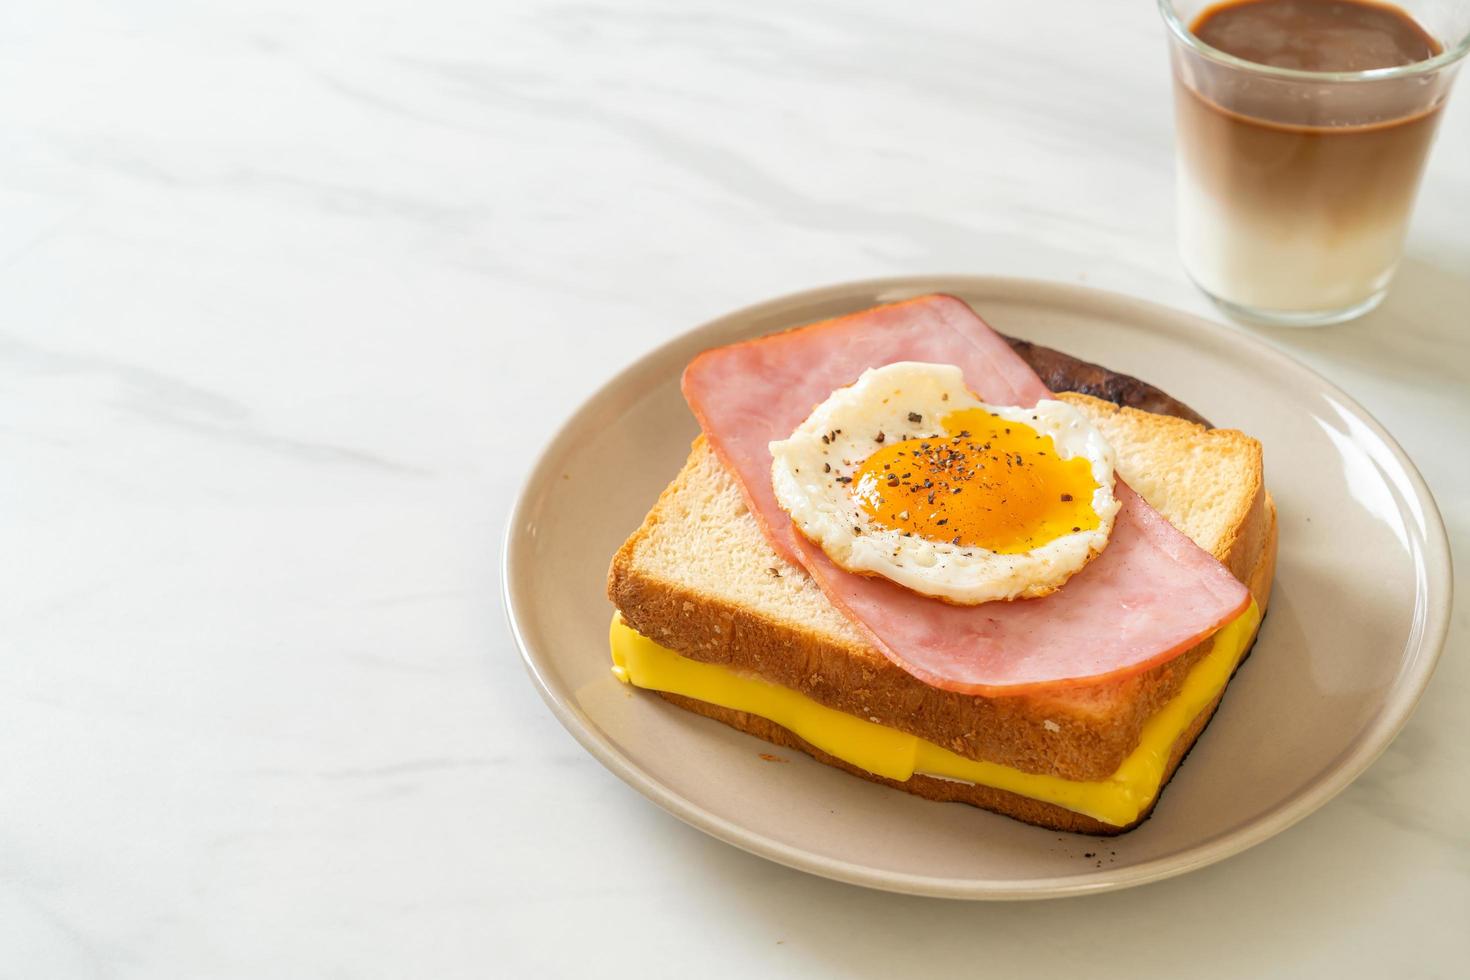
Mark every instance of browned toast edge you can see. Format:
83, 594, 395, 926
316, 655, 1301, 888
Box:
656, 496, 1276, 835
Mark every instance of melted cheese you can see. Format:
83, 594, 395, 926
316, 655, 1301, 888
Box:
610, 602, 1260, 826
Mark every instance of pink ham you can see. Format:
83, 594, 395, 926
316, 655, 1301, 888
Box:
682, 294, 1251, 695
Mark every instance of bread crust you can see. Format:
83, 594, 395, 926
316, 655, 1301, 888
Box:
656, 501, 1275, 835
1005, 336, 1212, 427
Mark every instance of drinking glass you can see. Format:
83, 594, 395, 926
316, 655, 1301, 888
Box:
1159, 0, 1470, 326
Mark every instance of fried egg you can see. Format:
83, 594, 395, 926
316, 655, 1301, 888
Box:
769, 361, 1120, 604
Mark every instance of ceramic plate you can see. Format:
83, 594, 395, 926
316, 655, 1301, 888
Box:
503, 277, 1451, 900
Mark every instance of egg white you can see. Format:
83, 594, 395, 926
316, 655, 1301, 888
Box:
768, 361, 1120, 604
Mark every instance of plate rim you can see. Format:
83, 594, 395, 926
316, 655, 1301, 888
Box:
502, 275, 1453, 900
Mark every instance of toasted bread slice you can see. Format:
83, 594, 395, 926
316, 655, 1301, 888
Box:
607, 393, 1275, 832
658, 504, 1275, 834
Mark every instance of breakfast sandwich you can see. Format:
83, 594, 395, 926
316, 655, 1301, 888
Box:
606, 295, 1275, 834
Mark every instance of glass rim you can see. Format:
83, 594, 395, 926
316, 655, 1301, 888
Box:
1158, 0, 1470, 83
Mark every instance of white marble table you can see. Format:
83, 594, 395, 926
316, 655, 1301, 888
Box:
4, 1, 1467, 976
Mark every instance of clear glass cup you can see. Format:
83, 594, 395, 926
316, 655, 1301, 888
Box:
1159, 0, 1470, 327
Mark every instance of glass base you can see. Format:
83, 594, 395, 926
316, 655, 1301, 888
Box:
1197, 285, 1388, 328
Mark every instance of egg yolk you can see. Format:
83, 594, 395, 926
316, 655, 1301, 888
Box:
851, 408, 1101, 554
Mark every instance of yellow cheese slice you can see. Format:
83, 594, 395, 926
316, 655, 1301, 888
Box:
610, 602, 1259, 826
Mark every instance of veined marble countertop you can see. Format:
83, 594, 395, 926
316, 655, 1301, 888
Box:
4, 1, 1467, 977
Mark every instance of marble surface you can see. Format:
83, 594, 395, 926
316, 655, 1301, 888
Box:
3, 0, 1467, 976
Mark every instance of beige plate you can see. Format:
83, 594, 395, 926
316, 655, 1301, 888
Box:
503, 277, 1451, 900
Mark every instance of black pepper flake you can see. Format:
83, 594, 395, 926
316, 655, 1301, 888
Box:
1071, 526, 1081, 532
950, 535, 961, 545
767, 567, 781, 577
820, 434, 829, 445
936, 519, 948, 526
875, 431, 885, 443
1060, 493, 1072, 502
907, 412, 922, 423
952, 487, 962, 495
823, 462, 831, 473
835, 475, 852, 484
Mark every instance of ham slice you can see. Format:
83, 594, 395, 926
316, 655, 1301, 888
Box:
681, 294, 1251, 695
